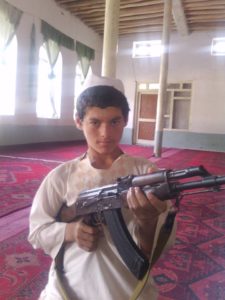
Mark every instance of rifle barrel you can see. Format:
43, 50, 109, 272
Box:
174, 176, 225, 192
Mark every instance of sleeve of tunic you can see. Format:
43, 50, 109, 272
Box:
28, 163, 70, 259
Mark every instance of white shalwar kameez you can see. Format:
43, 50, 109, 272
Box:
28, 153, 176, 300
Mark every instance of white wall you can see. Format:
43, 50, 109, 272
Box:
7, 0, 102, 52
117, 30, 225, 151
1, 1, 225, 151
0, 0, 103, 145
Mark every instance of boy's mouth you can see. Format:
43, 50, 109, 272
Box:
98, 140, 113, 146
98, 140, 111, 144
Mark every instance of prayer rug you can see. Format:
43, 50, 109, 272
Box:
0, 229, 51, 300
0, 141, 157, 161
0, 141, 87, 162
151, 149, 225, 299
0, 157, 59, 217
152, 173, 225, 299
155, 148, 225, 173
0, 144, 225, 299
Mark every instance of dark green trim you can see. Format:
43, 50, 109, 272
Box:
0, 124, 83, 146
1, 125, 224, 152
121, 128, 225, 152
41, 20, 75, 50
76, 41, 95, 60
162, 131, 225, 152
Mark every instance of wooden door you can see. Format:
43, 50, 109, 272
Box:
135, 93, 158, 145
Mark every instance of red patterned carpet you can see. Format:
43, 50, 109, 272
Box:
151, 148, 225, 299
0, 141, 155, 161
0, 229, 51, 300
152, 191, 225, 300
0, 157, 59, 217
0, 142, 225, 299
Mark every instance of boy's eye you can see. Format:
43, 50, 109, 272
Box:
111, 119, 120, 126
90, 120, 100, 126
111, 118, 123, 126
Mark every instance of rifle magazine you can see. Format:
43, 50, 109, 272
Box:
103, 209, 149, 280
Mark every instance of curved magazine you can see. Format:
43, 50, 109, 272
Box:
103, 209, 149, 280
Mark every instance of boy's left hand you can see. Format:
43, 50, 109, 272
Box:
127, 186, 167, 225
126, 166, 167, 225
126, 168, 168, 256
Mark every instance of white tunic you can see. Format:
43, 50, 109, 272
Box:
28, 154, 176, 300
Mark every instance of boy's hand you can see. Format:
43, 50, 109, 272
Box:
127, 186, 167, 225
126, 167, 167, 256
65, 219, 102, 252
126, 166, 167, 224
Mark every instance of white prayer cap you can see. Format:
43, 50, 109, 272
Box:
78, 72, 125, 97
74, 72, 129, 119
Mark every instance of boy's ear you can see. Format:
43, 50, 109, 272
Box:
74, 114, 83, 130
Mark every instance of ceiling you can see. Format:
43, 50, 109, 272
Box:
53, 0, 225, 36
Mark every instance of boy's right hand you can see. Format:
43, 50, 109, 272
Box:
64, 219, 102, 252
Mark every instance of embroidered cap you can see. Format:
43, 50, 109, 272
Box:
77, 72, 125, 97
74, 72, 129, 120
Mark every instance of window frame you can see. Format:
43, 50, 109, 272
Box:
0, 35, 18, 116
211, 37, 225, 56
132, 40, 162, 58
36, 43, 63, 119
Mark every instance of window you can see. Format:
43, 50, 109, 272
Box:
132, 40, 162, 58
74, 61, 85, 101
74, 62, 92, 109
0, 35, 17, 115
136, 81, 192, 130
36, 44, 62, 119
165, 83, 192, 130
211, 37, 225, 56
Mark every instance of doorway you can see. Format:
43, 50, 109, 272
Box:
135, 92, 158, 145
133, 81, 192, 145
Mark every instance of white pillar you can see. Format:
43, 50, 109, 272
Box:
101, 0, 120, 78
153, 0, 172, 157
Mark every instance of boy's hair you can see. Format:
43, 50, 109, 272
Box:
76, 85, 130, 120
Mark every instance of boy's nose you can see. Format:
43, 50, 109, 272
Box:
99, 123, 111, 137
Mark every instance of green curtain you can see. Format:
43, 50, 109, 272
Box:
44, 39, 60, 78
76, 41, 95, 78
43, 39, 60, 117
0, 0, 22, 51
41, 20, 75, 116
41, 20, 75, 51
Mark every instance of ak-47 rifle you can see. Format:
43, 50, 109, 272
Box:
57, 165, 225, 280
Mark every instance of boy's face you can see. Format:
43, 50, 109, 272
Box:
75, 106, 127, 156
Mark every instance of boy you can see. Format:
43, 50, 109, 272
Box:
28, 74, 176, 300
